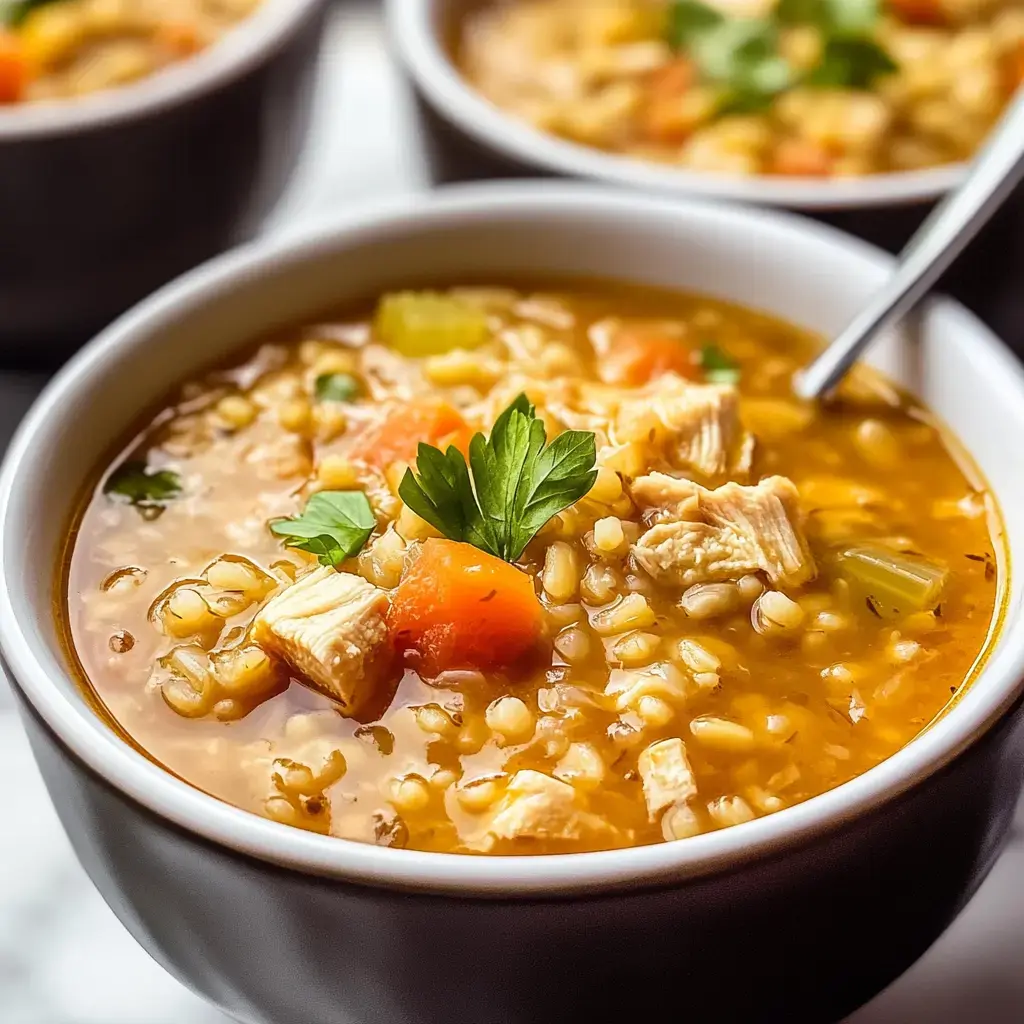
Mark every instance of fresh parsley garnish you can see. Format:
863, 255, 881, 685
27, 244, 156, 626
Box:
776, 0, 895, 88
269, 491, 375, 568
104, 462, 182, 508
667, 1, 792, 113
805, 37, 897, 89
399, 395, 598, 563
666, 0, 896, 106
314, 372, 361, 403
699, 342, 741, 384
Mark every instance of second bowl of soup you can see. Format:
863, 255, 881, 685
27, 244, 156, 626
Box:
3, 184, 1024, 1023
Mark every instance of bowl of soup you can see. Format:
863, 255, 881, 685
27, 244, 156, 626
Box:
0, 0, 327, 357
2, 183, 1024, 1023
389, 0, 1024, 205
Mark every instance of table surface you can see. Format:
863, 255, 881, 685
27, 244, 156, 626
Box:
3, 3, 1024, 1021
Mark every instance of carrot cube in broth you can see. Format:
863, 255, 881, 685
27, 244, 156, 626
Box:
388, 539, 547, 677
360, 400, 473, 468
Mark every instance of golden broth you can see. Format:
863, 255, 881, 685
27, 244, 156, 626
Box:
63, 281, 1000, 854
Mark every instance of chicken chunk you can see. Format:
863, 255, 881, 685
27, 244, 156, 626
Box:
472, 770, 611, 848
616, 377, 753, 483
252, 566, 392, 715
632, 475, 816, 589
630, 471, 700, 513
638, 738, 698, 821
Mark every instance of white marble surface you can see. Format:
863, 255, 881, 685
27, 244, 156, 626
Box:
3, 2, 1024, 1020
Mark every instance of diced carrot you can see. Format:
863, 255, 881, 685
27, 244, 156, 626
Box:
157, 20, 203, 57
360, 400, 472, 468
770, 138, 835, 177
387, 539, 547, 677
0, 31, 28, 105
643, 58, 701, 143
600, 326, 696, 386
886, 0, 944, 24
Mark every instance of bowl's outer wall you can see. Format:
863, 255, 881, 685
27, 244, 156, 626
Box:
0, 0, 327, 359
408, 95, 1024, 349
14, 680, 1024, 1024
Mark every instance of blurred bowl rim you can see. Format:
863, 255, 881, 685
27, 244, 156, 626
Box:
3, 182, 1024, 896
0, 0, 324, 140
386, 0, 968, 211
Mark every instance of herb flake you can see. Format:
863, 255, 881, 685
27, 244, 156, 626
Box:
269, 490, 375, 568
699, 342, 742, 385
399, 394, 598, 563
104, 462, 182, 509
315, 372, 361, 403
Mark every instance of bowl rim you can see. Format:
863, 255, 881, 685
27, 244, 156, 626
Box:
0, 0, 324, 140
386, 0, 967, 211
2, 182, 1023, 897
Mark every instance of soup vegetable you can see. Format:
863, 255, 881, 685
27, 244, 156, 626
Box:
0, 0, 262, 104
456, 0, 1024, 177
65, 282, 1000, 855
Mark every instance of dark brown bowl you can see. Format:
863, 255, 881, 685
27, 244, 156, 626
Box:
0, 0, 328, 362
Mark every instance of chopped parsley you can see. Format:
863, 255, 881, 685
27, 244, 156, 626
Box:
314, 372, 361, 403
699, 342, 742, 385
666, 0, 896, 105
103, 462, 182, 509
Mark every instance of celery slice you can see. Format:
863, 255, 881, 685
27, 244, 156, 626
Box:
835, 545, 948, 620
374, 291, 489, 356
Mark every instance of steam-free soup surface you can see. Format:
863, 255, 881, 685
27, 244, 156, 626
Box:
65, 282, 999, 855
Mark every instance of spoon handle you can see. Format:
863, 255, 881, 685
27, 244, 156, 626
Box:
795, 90, 1024, 402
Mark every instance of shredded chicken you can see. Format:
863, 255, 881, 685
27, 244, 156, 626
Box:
251, 566, 392, 715
472, 770, 610, 848
638, 738, 698, 821
632, 475, 816, 589
616, 377, 753, 482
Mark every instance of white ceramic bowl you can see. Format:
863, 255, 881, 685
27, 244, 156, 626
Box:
2, 183, 1023, 1024
387, 0, 966, 211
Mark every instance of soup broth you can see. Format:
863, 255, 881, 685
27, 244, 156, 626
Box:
64, 281, 1000, 855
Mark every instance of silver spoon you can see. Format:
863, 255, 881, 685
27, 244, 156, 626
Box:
794, 90, 1024, 402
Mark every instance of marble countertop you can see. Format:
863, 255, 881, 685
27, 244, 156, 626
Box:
2, 3, 1023, 1020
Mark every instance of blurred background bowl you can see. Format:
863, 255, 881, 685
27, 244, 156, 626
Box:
0, 0, 328, 362
388, 0, 1024, 343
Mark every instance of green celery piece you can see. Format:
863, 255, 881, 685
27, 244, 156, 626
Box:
374, 291, 490, 357
836, 545, 948, 619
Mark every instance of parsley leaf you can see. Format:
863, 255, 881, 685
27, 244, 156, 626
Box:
269, 491, 375, 568
104, 462, 182, 508
776, 0, 896, 87
399, 395, 598, 562
805, 37, 897, 88
667, 2, 793, 114
668, 0, 724, 48
699, 342, 741, 384
314, 372, 361, 403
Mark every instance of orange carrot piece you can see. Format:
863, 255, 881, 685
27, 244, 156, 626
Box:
0, 31, 28, 105
360, 400, 471, 468
643, 58, 700, 144
770, 138, 835, 178
601, 326, 697, 386
157, 21, 203, 57
387, 539, 547, 677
